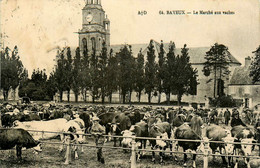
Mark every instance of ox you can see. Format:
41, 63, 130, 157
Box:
174, 122, 201, 168
0, 128, 40, 159
206, 124, 236, 167
121, 121, 148, 161
149, 122, 172, 164
231, 125, 256, 168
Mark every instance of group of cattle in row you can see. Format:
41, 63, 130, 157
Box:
0, 103, 260, 168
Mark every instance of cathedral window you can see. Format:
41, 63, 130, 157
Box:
82, 38, 88, 51
91, 37, 96, 50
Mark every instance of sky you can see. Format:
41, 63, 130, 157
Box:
1, 0, 260, 75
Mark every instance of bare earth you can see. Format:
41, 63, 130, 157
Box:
0, 137, 254, 168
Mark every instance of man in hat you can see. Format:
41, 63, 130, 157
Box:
231, 109, 246, 127
89, 116, 106, 164
224, 108, 231, 126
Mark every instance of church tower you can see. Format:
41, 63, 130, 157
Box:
78, 0, 110, 55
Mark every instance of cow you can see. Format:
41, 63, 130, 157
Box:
231, 125, 256, 168
98, 112, 119, 141
121, 121, 149, 161
79, 112, 92, 133
174, 123, 201, 168
206, 124, 236, 167
149, 122, 172, 164
110, 113, 132, 147
0, 128, 40, 159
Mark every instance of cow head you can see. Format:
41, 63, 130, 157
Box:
12, 120, 22, 127
156, 132, 168, 148
222, 136, 236, 155
121, 130, 134, 148
110, 123, 120, 133
241, 138, 255, 157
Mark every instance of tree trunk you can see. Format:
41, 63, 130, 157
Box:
92, 95, 95, 103
122, 93, 126, 104
177, 93, 182, 106
13, 89, 16, 101
158, 92, 161, 104
138, 91, 141, 104
166, 92, 170, 105
148, 92, 151, 104
109, 93, 112, 103
74, 91, 78, 102
3, 89, 9, 101
129, 91, 132, 105
59, 90, 63, 102
67, 90, 70, 102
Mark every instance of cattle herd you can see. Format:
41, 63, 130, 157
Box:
1, 102, 260, 168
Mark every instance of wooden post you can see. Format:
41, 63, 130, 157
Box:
203, 138, 209, 168
64, 136, 71, 165
131, 138, 136, 168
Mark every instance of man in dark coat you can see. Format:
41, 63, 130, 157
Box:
90, 116, 106, 164
224, 109, 231, 126
231, 110, 246, 127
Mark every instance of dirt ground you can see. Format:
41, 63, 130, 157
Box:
0, 136, 255, 168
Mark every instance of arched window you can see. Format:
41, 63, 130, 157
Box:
91, 37, 96, 50
82, 38, 87, 51
91, 0, 94, 4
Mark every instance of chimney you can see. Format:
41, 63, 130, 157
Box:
245, 56, 251, 67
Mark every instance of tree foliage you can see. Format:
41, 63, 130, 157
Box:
250, 45, 260, 83
203, 43, 231, 98
144, 40, 157, 104
1, 46, 26, 100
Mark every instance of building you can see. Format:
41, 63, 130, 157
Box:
78, 0, 110, 55
228, 56, 260, 109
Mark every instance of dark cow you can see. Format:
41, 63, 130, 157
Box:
125, 110, 142, 125
231, 125, 256, 168
121, 121, 149, 161
206, 124, 235, 167
171, 114, 186, 128
149, 122, 172, 164
110, 113, 132, 147
0, 128, 40, 159
174, 123, 201, 168
79, 112, 92, 133
98, 112, 119, 140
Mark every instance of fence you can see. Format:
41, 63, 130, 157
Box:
8, 129, 260, 168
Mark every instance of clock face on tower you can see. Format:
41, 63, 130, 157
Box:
86, 14, 93, 23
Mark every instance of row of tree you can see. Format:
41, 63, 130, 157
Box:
49, 40, 198, 105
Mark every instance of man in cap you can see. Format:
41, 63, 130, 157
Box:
89, 116, 106, 163
231, 109, 246, 127
224, 108, 231, 126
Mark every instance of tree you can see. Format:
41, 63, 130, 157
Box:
162, 41, 176, 105
173, 44, 198, 105
98, 42, 108, 104
203, 43, 231, 98
72, 47, 81, 102
106, 49, 118, 103
134, 49, 145, 103
144, 40, 157, 104
64, 47, 73, 102
157, 40, 166, 103
80, 44, 91, 102
19, 69, 49, 100
89, 48, 100, 103
53, 49, 67, 102
117, 45, 135, 104
250, 45, 260, 83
